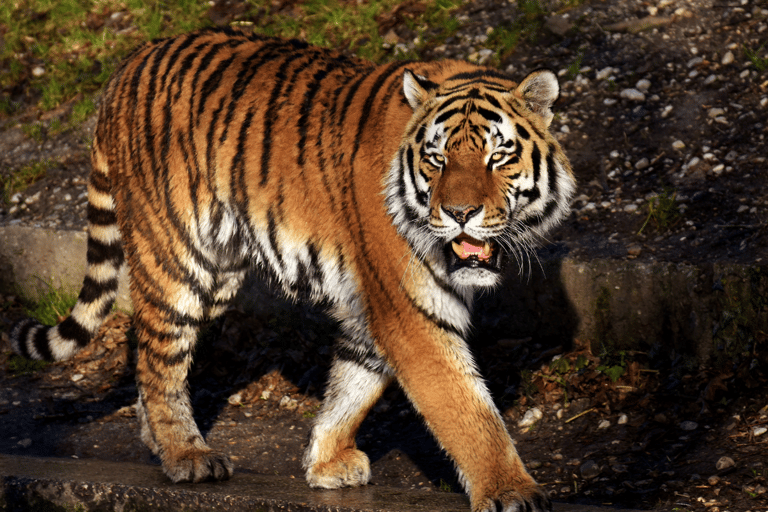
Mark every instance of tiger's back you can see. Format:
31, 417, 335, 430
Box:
11, 27, 575, 512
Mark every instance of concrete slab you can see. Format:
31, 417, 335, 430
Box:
0, 454, 640, 512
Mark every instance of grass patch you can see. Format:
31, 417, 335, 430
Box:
743, 43, 768, 72
7, 354, 50, 376
486, 0, 549, 61
637, 187, 679, 234
2, 158, 57, 202
24, 283, 79, 327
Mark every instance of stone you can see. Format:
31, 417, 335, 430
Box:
596, 67, 615, 80
580, 460, 601, 479
672, 140, 685, 150
620, 88, 645, 101
635, 79, 651, 92
545, 14, 574, 36
598, 419, 611, 429
722, 51, 735, 65
716, 456, 735, 470
518, 407, 543, 427
680, 420, 698, 431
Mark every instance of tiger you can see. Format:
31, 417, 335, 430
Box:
9, 27, 575, 512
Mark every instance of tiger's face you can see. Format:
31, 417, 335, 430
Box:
386, 67, 575, 291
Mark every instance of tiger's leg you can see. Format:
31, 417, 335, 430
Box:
390, 334, 550, 512
133, 284, 234, 483
303, 355, 392, 488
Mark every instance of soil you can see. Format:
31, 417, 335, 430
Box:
1, 0, 767, 511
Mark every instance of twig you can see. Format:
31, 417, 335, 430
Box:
565, 407, 596, 424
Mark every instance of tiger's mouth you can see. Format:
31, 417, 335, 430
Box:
445, 234, 503, 273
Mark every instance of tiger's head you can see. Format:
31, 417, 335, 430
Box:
385, 66, 576, 291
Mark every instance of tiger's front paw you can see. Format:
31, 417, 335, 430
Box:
162, 448, 234, 483
474, 482, 551, 512
305, 448, 371, 489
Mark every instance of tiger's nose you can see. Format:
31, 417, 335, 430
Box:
442, 205, 481, 225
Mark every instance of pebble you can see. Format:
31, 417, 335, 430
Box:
228, 391, 243, 406
661, 105, 673, 118
279, 395, 298, 410
635, 157, 650, 170
635, 79, 651, 92
620, 88, 645, 101
596, 67, 615, 80
32, 66, 45, 77
721, 51, 735, 65
680, 420, 698, 431
672, 140, 685, 150
708, 475, 720, 485
598, 419, 611, 429
18, 438, 32, 448
624, 204, 639, 214
518, 407, 543, 427
580, 460, 601, 480
708, 107, 725, 118
754, 426, 767, 437
603, 98, 618, 106
626, 243, 642, 255
716, 456, 735, 470
70, 373, 84, 382
617, 413, 628, 424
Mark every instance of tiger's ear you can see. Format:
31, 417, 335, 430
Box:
403, 69, 438, 110
514, 69, 559, 127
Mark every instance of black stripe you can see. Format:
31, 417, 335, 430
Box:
517, 125, 530, 140
86, 238, 123, 266
197, 53, 237, 124
32, 325, 54, 360
483, 93, 503, 109
89, 169, 111, 192
523, 199, 558, 228
415, 125, 426, 144
477, 106, 502, 124
547, 145, 559, 197
57, 317, 92, 347
78, 275, 119, 303
434, 107, 462, 126
13, 320, 36, 359
260, 51, 307, 186
531, 143, 541, 183
87, 204, 117, 226
266, 208, 284, 271
298, 55, 350, 166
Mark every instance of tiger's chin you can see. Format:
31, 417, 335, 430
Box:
443, 235, 504, 289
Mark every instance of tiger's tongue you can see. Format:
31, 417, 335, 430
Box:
451, 236, 492, 261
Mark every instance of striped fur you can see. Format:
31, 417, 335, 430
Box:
10, 27, 574, 512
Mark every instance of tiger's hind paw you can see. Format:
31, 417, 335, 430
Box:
305, 448, 371, 489
163, 448, 234, 483
475, 484, 551, 512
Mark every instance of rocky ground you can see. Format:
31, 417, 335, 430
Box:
0, 302, 766, 511
1, 0, 767, 511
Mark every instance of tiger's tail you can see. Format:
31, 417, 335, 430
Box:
10, 140, 124, 361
